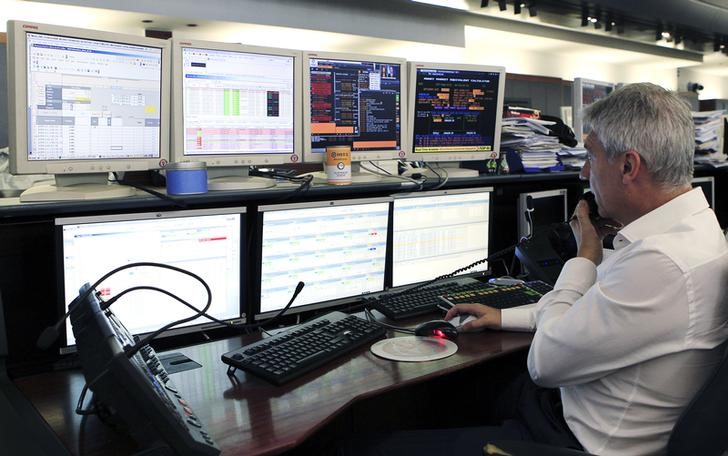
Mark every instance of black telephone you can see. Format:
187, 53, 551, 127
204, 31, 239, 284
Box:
515, 192, 609, 285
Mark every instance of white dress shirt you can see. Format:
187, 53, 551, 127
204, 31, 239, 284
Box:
505, 188, 728, 455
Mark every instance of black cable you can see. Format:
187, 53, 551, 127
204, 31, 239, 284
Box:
112, 172, 188, 209
101, 285, 238, 329
364, 241, 518, 310
363, 308, 415, 334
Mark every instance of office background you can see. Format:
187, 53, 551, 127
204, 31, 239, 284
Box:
0, 1, 727, 454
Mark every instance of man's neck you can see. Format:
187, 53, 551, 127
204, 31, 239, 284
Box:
620, 184, 692, 226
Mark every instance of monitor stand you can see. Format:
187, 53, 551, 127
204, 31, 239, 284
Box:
19, 173, 134, 203
402, 162, 479, 179
207, 166, 276, 191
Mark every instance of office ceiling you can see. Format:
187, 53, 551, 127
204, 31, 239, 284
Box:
473, 0, 728, 54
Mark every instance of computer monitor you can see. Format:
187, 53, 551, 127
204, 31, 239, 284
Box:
7, 20, 170, 202
256, 198, 390, 319
517, 189, 569, 239
692, 176, 715, 209
572, 78, 615, 145
56, 207, 244, 352
405, 62, 506, 178
302, 51, 407, 182
391, 187, 493, 287
171, 39, 302, 190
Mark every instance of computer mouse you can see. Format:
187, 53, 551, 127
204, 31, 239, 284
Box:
413, 320, 458, 340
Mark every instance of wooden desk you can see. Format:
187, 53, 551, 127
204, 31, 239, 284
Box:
13, 330, 532, 455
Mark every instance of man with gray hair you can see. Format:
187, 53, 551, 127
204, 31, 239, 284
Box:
447, 82, 728, 455
341, 83, 728, 456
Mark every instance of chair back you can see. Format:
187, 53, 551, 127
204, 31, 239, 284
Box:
667, 342, 728, 456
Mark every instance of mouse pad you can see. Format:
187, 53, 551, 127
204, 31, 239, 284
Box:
370, 336, 457, 362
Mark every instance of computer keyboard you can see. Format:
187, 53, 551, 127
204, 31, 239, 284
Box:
363, 277, 485, 320
439, 280, 553, 309
221, 311, 386, 385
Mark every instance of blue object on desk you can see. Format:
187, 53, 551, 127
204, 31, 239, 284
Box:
166, 161, 208, 195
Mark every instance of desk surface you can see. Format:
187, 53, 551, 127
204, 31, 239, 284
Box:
14, 329, 532, 455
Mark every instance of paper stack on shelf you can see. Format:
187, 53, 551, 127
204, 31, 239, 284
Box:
501, 117, 583, 171
692, 110, 727, 167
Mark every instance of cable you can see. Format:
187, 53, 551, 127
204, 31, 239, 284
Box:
363, 308, 415, 334
358, 161, 424, 188
112, 172, 188, 209
364, 241, 518, 310
101, 285, 234, 328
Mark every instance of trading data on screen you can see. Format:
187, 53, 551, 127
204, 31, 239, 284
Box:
259, 201, 389, 314
412, 68, 501, 154
309, 57, 402, 153
181, 47, 295, 155
26, 32, 162, 161
60, 211, 242, 346
392, 191, 490, 286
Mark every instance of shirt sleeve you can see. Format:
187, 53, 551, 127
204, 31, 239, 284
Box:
527, 247, 689, 388
501, 304, 537, 331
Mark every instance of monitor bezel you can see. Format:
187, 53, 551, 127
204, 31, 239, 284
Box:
8, 20, 171, 175
302, 50, 408, 164
517, 188, 569, 239
572, 77, 615, 146
390, 187, 494, 288
54, 207, 247, 353
170, 38, 303, 167
405, 61, 506, 163
254, 197, 392, 320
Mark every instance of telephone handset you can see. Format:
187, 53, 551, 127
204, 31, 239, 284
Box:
572, 191, 622, 237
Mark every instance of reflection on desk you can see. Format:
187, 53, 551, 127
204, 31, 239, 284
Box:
14, 330, 532, 455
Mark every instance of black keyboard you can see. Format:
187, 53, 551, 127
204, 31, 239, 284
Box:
221, 311, 386, 385
363, 278, 484, 320
439, 280, 553, 309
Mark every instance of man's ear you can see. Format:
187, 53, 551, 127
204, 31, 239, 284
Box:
622, 150, 641, 182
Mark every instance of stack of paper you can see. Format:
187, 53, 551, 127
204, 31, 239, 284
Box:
501, 117, 583, 170
692, 110, 726, 166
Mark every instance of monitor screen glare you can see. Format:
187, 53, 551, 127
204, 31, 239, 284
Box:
59, 209, 243, 347
392, 190, 491, 287
180, 46, 295, 157
26, 32, 163, 163
308, 57, 403, 158
259, 200, 389, 315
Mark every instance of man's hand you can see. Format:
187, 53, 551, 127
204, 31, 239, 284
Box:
570, 199, 604, 265
444, 303, 502, 331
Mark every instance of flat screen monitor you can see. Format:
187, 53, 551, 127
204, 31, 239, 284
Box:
302, 51, 407, 182
56, 207, 244, 351
392, 187, 493, 287
692, 176, 715, 209
518, 189, 569, 239
572, 78, 615, 145
405, 62, 506, 178
171, 39, 302, 190
256, 198, 390, 318
7, 21, 170, 202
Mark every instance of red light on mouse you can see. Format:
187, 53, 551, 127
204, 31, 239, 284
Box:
434, 329, 445, 338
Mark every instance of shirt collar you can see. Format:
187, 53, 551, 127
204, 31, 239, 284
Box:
611, 187, 708, 250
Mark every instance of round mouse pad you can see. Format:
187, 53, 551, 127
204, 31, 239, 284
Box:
370, 336, 458, 362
